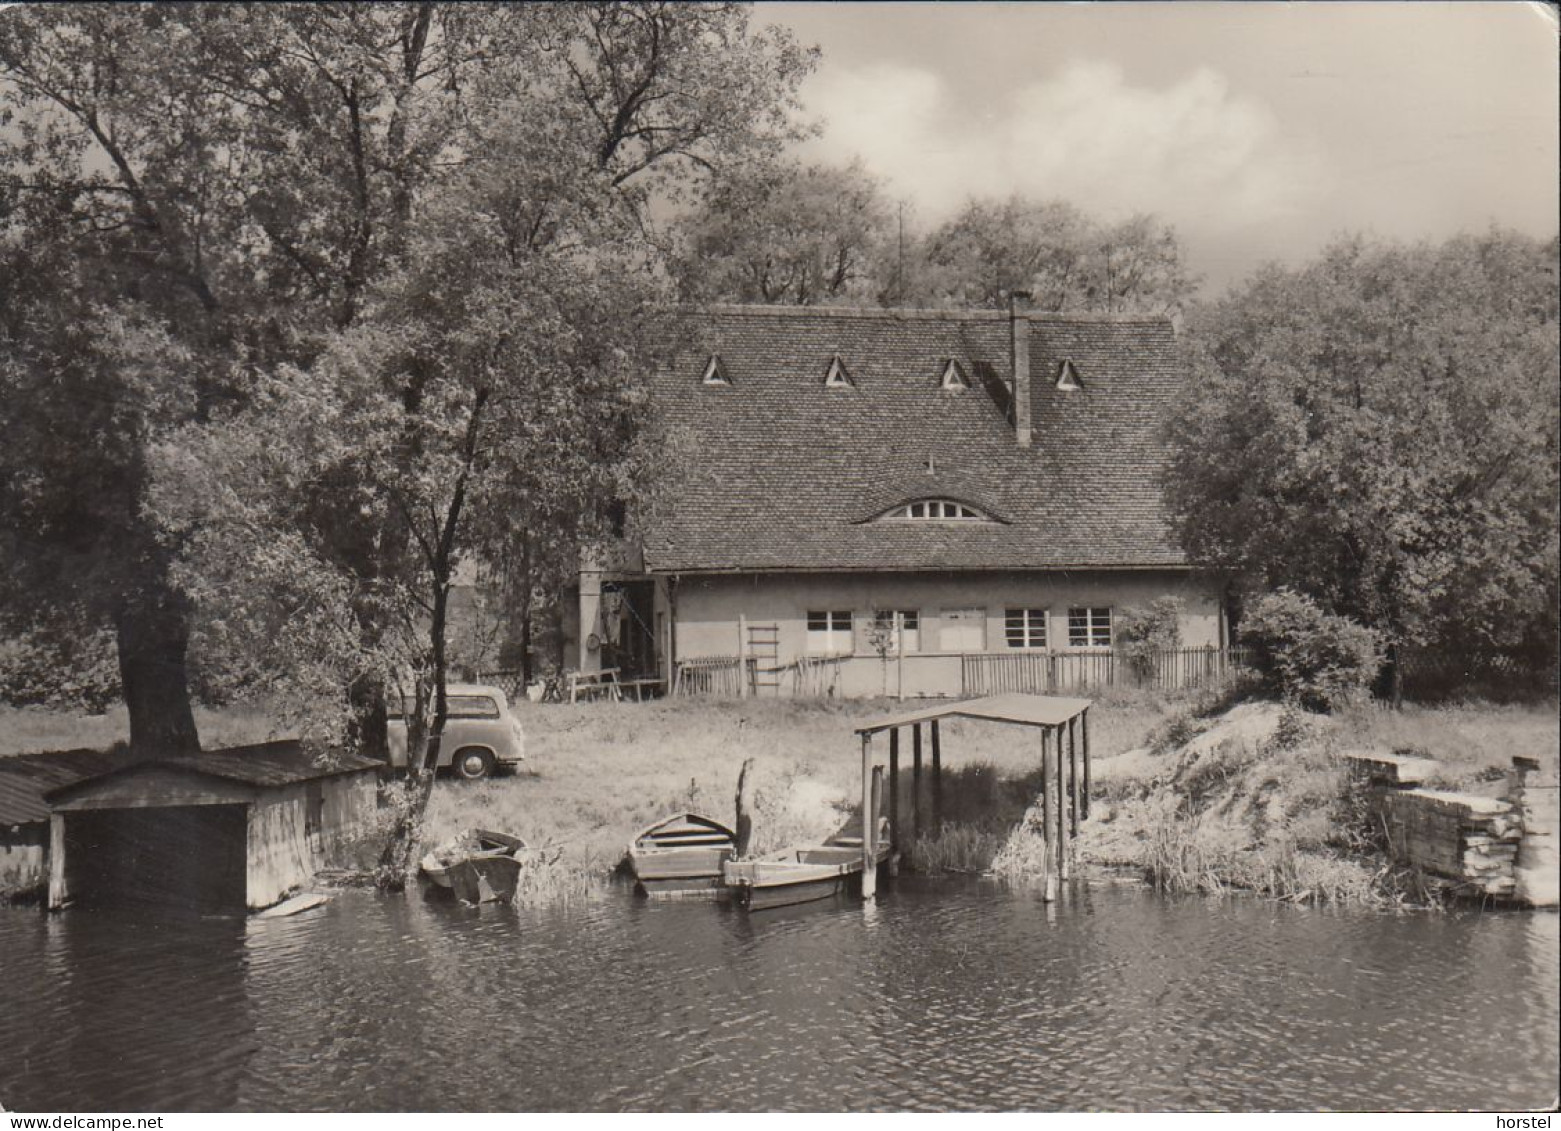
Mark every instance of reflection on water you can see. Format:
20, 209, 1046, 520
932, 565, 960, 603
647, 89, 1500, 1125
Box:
1, 879, 1556, 1112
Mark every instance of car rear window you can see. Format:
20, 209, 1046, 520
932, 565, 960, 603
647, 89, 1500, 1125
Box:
447, 695, 501, 719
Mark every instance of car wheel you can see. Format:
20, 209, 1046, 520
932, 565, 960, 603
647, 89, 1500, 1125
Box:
454, 748, 495, 781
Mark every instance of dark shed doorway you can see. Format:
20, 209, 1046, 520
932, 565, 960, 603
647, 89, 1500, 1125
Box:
62, 805, 248, 911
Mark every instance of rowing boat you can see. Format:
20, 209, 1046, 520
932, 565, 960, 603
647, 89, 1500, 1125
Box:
627, 812, 737, 897
723, 819, 893, 911
420, 828, 529, 904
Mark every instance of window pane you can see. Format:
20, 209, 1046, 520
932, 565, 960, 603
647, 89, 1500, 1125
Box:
447, 695, 500, 719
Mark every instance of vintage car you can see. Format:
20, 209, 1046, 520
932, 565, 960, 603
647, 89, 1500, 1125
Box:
387, 683, 527, 780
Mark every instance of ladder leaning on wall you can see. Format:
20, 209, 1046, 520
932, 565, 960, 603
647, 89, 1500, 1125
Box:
747, 622, 781, 696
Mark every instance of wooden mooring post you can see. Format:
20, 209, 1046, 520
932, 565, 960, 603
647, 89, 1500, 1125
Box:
1057, 722, 1069, 881
888, 728, 900, 851
1081, 708, 1091, 820
861, 731, 877, 898
931, 719, 943, 831
1068, 716, 1079, 840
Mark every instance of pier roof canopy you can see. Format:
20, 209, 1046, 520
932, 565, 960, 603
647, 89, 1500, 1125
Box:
854, 692, 1093, 735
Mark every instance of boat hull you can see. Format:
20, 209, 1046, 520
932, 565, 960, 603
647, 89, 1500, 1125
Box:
419, 829, 528, 904
628, 813, 737, 898
723, 843, 893, 912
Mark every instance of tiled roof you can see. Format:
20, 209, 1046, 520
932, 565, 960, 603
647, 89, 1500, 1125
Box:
642, 305, 1189, 573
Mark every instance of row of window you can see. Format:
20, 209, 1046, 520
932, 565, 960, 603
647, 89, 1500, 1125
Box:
804, 607, 1112, 655
701, 355, 1083, 391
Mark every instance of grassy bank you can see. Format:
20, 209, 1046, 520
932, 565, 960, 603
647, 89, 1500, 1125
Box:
1077, 697, 1560, 906
419, 690, 1170, 901
8, 691, 1554, 909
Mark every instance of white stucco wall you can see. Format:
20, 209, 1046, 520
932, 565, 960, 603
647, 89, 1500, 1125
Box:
661, 569, 1224, 697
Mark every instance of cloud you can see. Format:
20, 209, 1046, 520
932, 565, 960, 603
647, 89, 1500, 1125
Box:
802, 60, 1326, 232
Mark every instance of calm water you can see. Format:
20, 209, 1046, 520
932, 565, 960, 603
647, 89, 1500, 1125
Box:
1, 879, 1556, 1112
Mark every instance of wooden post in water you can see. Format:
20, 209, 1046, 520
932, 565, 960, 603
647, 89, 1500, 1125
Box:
888, 728, 900, 850
931, 719, 943, 831
48, 813, 68, 910
912, 723, 924, 842
871, 765, 884, 854
1038, 727, 1049, 848
1068, 716, 1078, 840
1057, 723, 1069, 881
734, 757, 756, 857
861, 732, 877, 899
1082, 708, 1091, 820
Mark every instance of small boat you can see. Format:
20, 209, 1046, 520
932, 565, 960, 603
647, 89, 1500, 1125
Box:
420, 828, 529, 904
627, 812, 737, 897
723, 819, 894, 912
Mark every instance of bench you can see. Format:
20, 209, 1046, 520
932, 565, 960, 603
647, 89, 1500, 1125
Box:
567, 668, 621, 703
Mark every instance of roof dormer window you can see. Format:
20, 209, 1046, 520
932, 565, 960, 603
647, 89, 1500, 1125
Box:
879, 498, 990, 522
701, 354, 731, 386
940, 359, 970, 390
1056, 359, 1081, 390
824, 355, 854, 388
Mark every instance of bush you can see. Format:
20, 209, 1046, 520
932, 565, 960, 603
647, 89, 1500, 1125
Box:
1239, 589, 1382, 712
1114, 597, 1183, 682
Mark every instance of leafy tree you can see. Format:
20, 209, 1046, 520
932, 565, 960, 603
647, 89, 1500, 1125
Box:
670, 158, 890, 305
1167, 231, 1561, 697
913, 196, 1197, 313
0, 4, 814, 761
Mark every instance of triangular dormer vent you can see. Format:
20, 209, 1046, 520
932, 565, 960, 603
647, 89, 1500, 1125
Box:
1056, 359, 1081, 391
940, 359, 970, 390
701, 354, 731, 386
824, 355, 853, 388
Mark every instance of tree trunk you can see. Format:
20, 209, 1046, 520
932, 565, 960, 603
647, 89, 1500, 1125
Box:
347, 671, 389, 763
115, 582, 201, 757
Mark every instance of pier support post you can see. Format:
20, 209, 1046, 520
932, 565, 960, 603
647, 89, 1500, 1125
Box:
1069, 716, 1078, 840
1082, 708, 1091, 820
1057, 723, 1069, 881
931, 720, 943, 830
888, 728, 900, 850
912, 723, 924, 842
861, 732, 877, 899
1039, 728, 1049, 848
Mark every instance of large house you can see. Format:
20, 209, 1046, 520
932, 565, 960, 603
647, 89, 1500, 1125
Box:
572, 298, 1227, 698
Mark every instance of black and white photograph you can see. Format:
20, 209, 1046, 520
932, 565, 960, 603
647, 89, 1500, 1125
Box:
0, 0, 1556, 1116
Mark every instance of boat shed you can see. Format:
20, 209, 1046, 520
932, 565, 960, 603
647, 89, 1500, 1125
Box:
0, 749, 124, 901
44, 741, 382, 913
853, 693, 1093, 898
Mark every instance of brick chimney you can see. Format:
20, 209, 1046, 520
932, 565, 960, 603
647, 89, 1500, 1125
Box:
1010, 291, 1032, 448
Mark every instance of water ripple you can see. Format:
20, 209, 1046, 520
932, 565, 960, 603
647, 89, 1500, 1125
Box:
1, 881, 1555, 1111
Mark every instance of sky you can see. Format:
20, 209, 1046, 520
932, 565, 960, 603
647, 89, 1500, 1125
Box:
761, 1, 1560, 296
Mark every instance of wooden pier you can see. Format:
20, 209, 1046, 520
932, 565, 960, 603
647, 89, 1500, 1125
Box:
853, 693, 1093, 898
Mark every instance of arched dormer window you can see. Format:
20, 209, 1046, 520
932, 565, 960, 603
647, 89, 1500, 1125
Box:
878, 498, 991, 522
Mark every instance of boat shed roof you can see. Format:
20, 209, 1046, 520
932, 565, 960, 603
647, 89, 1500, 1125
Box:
855, 693, 1093, 735
0, 749, 126, 826
43, 741, 382, 809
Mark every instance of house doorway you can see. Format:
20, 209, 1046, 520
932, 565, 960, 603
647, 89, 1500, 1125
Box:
600, 580, 658, 679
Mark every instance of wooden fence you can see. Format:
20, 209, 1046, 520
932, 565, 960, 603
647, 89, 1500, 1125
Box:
668, 645, 1251, 699
963, 646, 1252, 695
671, 654, 756, 697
